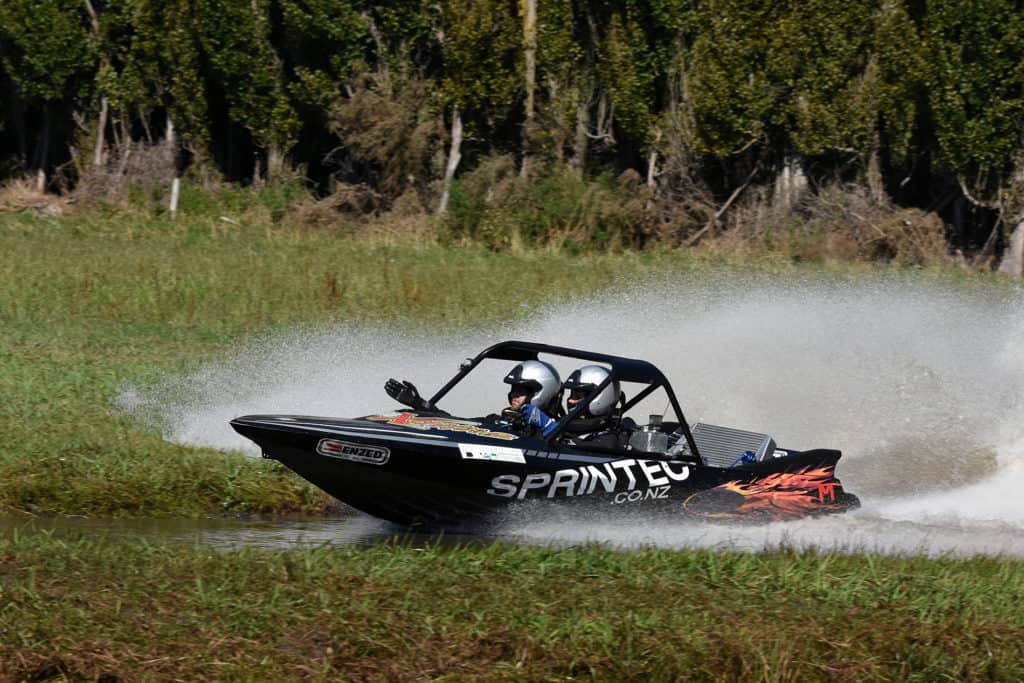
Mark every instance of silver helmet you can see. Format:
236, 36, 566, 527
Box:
563, 365, 619, 417
504, 360, 561, 408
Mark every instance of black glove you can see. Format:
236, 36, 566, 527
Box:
501, 407, 526, 431
386, 378, 421, 406
385, 378, 441, 413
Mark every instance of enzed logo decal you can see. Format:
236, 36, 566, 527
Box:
365, 413, 519, 440
316, 438, 390, 465
487, 458, 690, 500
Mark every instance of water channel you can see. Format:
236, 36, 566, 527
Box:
12, 270, 1024, 558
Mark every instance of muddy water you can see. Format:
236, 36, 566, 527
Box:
106, 269, 1024, 558
0, 513, 451, 550
7, 504, 1024, 558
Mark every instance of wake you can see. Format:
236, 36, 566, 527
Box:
118, 269, 1024, 557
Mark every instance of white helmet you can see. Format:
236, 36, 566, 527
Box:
563, 365, 619, 417
504, 360, 561, 408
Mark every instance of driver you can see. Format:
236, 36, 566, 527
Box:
502, 360, 562, 436
384, 360, 562, 436
560, 365, 635, 448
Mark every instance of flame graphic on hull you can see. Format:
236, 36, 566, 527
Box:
683, 465, 849, 521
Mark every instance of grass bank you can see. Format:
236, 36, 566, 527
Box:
2, 534, 1022, 681
3, 191, 1022, 681
0, 191, 1011, 517
1, 205, 677, 516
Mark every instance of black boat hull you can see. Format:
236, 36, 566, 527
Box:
231, 413, 859, 527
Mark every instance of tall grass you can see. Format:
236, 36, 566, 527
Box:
444, 161, 652, 252
0, 206, 672, 516
3, 191, 1021, 681
1, 534, 1022, 681
0, 187, 1007, 516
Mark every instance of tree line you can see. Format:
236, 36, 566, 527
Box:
1, 0, 1022, 254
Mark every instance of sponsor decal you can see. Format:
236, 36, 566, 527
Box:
487, 458, 690, 500
683, 465, 844, 520
458, 443, 525, 464
366, 413, 518, 440
613, 486, 671, 504
317, 438, 390, 465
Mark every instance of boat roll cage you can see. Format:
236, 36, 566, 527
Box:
428, 340, 702, 460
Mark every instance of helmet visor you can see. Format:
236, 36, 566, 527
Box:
508, 382, 535, 404
566, 387, 590, 407
508, 383, 533, 398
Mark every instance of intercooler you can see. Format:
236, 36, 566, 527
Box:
674, 422, 777, 468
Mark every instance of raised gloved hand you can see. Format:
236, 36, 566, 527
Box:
521, 403, 557, 437
386, 378, 427, 410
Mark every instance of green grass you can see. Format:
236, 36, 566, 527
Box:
4, 197, 1024, 681
0, 200, 1015, 516
1, 534, 1022, 681
0, 208, 677, 516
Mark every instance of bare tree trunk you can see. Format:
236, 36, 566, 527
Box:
139, 107, 153, 145
166, 117, 175, 152
366, 16, 392, 97
267, 147, 283, 183
84, 0, 108, 169
867, 133, 885, 205
998, 217, 1024, 277
94, 96, 108, 167
438, 107, 463, 214
110, 110, 122, 151
167, 117, 180, 218
685, 163, 759, 247
35, 108, 50, 192
119, 110, 130, 161
773, 156, 807, 212
169, 177, 181, 218
520, 0, 537, 179
572, 97, 589, 174
647, 129, 661, 190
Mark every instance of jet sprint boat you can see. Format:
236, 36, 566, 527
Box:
230, 341, 859, 526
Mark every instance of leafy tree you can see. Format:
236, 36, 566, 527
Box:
923, 0, 1024, 192
872, 0, 928, 167
0, 0, 93, 105
439, 0, 520, 138
156, 0, 211, 149
608, 0, 695, 146
0, 0, 94, 180
370, 0, 440, 69
278, 0, 369, 110
96, 0, 167, 119
767, 0, 878, 157
598, 11, 655, 146
194, 0, 299, 156
532, 0, 582, 163
689, 0, 780, 157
